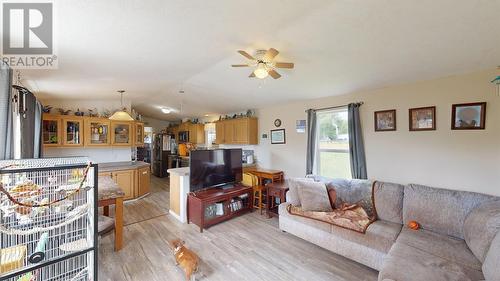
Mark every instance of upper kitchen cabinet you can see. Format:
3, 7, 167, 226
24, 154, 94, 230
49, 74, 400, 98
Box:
42, 114, 61, 147
62, 117, 84, 147
215, 122, 225, 144
189, 123, 205, 144
84, 118, 111, 146
111, 121, 133, 146
134, 122, 145, 146
215, 117, 258, 145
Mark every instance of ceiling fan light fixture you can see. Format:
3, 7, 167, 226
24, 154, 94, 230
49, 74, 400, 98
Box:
109, 90, 134, 121
254, 63, 268, 79
161, 108, 171, 114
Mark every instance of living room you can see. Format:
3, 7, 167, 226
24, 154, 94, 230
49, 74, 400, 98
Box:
1, 1, 500, 281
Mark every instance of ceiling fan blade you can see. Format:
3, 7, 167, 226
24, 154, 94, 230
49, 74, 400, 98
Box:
268, 69, 281, 79
231, 64, 249, 67
263, 48, 279, 62
249, 72, 256, 78
238, 50, 255, 60
274, 62, 294, 69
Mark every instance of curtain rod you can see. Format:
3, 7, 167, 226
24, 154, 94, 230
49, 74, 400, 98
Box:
305, 101, 364, 113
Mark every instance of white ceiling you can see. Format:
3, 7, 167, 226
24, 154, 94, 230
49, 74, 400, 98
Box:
25, 0, 500, 121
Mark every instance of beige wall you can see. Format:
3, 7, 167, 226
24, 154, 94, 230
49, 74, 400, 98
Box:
255, 69, 500, 196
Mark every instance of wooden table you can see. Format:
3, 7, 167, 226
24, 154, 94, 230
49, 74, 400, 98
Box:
98, 176, 125, 251
245, 168, 284, 186
265, 182, 289, 218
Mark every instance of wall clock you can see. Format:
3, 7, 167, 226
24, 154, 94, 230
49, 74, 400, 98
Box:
274, 119, 282, 127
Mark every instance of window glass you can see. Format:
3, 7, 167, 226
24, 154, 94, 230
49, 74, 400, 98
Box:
316, 108, 351, 179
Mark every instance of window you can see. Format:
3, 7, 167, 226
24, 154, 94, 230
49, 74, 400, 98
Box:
316, 108, 351, 179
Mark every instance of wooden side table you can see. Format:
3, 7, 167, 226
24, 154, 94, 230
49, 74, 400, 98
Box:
266, 182, 289, 218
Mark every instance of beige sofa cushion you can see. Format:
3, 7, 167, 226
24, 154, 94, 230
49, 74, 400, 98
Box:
330, 220, 402, 254
373, 181, 404, 224
286, 178, 314, 206
463, 199, 500, 262
403, 183, 493, 239
483, 231, 500, 281
396, 227, 482, 271
379, 241, 484, 281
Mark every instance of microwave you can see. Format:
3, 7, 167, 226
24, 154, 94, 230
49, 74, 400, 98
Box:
178, 131, 189, 143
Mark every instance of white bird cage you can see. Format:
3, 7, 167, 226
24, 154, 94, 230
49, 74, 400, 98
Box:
0, 157, 97, 281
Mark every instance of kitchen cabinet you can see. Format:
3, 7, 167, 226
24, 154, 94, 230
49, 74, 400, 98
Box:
189, 123, 205, 144
113, 170, 135, 200
215, 122, 225, 144
111, 121, 133, 146
62, 117, 84, 147
42, 114, 61, 147
134, 122, 145, 147
215, 117, 258, 145
42, 114, 144, 148
137, 166, 151, 197
99, 170, 135, 200
85, 118, 111, 146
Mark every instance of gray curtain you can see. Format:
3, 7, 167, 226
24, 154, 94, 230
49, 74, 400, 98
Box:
17, 88, 43, 159
348, 103, 367, 179
306, 109, 317, 175
0, 62, 13, 160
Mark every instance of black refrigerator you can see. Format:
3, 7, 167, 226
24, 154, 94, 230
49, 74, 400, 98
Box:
152, 133, 175, 177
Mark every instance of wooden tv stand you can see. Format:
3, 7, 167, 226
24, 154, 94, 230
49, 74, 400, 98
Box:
187, 185, 254, 232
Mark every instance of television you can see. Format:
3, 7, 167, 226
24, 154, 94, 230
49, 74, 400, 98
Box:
189, 149, 243, 192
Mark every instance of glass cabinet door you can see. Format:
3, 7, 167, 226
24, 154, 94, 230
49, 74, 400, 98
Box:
112, 122, 132, 145
135, 123, 144, 146
42, 118, 60, 146
86, 120, 111, 146
63, 119, 83, 146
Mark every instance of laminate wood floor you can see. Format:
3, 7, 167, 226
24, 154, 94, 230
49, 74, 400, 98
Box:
98, 175, 378, 281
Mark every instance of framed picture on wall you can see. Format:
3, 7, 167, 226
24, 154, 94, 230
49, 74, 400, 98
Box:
374, 109, 396, 131
451, 102, 486, 130
409, 106, 436, 131
270, 129, 286, 144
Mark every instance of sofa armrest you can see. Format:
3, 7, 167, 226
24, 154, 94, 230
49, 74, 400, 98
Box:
279, 202, 291, 216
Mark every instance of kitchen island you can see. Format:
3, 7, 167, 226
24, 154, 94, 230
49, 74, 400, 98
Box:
167, 167, 190, 223
98, 161, 151, 200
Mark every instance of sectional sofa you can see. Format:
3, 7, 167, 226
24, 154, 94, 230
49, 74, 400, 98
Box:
278, 179, 500, 281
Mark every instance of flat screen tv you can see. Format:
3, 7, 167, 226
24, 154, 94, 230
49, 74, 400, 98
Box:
190, 149, 243, 192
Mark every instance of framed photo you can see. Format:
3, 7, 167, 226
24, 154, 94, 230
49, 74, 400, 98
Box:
270, 129, 286, 144
296, 120, 306, 133
374, 110, 396, 131
409, 106, 436, 131
451, 102, 486, 130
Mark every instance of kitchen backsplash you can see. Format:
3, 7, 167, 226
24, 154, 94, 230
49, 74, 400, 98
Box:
43, 147, 132, 163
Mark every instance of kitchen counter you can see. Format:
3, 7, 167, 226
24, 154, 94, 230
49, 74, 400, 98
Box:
167, 167, 189, 176
99, 161, 150, 172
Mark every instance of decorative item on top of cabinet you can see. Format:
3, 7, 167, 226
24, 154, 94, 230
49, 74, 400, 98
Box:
111, 121, 133, 146
42, 114, 61, 147
62, 116, 84, 146
215, 117, 258, 145
84, 118, 111, 146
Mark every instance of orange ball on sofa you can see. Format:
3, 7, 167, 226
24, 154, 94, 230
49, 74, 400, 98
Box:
408, 220, 420, 230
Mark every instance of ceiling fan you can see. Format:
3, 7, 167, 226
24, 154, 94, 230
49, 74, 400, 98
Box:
231, 48, 294, 79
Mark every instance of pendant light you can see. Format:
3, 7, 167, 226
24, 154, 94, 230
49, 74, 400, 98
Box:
109, 90, 134, 121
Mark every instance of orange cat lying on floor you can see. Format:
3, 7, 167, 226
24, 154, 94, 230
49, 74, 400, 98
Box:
169, 239, 199, 281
